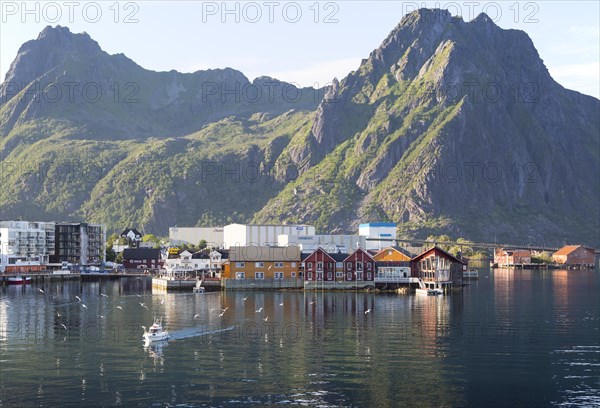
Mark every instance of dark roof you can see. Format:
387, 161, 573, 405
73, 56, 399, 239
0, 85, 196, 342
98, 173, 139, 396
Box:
123, 248, 160, 260
330, 252, 349, 262
301, 253, 311, 261
215, 249, 229, 258
121, 228, 142, 238
411, 246, 467, 265
192, 250, 211, 259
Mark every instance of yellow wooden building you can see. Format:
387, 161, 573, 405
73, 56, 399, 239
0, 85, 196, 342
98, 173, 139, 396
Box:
222, 246, 301, 280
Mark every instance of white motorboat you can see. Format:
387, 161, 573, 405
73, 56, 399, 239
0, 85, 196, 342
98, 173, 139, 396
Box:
142, 319, 169, 342
416, 288, 443, 296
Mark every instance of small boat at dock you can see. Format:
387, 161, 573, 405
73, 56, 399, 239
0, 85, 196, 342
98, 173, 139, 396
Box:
7, 276, 32, 285
142, 319, 169, 342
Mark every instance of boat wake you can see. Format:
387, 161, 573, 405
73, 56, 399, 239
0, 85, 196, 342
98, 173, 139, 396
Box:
169, 326, 235, 341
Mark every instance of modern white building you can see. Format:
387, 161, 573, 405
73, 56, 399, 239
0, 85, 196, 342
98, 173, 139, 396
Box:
223, 224, 315, 249
277, 234, 366, 253
358, 222, 397, 251
0, 221, 56, 272
169, 227, 224, 247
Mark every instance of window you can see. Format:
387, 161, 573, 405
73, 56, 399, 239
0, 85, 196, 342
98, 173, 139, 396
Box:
236, 262, 245, 268
357, 272, 363, 280
255, 272, 264, 279
336, 262, 343, 268
307, 262, 313, 270
255, 262, 264, 268
291, 262, 296, 267
346, 272, 352, 280
307, 272, 313, 280
275, 262, 284, 268
357, 261, 363, 271
367, 262, 372, 270
347, 262, 352, 270
236, 272, 245, 279
274, 272, 284, 279
317, 261, 323, 270
317, 272, 323, 281
327, 262, 333, 270
366, 272, 372, 280
291, 272, 296, 278
327, 272, 333, 280
336, 271, 343, 278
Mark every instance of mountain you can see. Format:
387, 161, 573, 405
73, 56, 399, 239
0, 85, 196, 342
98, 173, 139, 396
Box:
1, 10, 598, 246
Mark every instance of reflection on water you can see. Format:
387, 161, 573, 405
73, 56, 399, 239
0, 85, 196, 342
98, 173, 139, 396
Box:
0, 270, 598, 406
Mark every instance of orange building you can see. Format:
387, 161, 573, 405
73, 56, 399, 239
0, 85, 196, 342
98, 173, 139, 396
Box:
222, 246, 300, 280
373, 246, 413, 263
553, 245, 595, 267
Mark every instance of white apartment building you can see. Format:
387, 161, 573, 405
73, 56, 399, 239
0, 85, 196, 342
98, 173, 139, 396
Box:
0, 221, 55, 272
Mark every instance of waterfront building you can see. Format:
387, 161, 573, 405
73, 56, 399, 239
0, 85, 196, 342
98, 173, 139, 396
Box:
222, 246, 300, 280
50, 223, 105, 266
358, 222, 397, 250
169, 226, 224, 247
410, 246, 466, 289
303, 248, 341, 282
373, 246, 413, 282
494, 248, 532, 266
552, 245, 595, 267
223, 223, 315, 249
0, 221, 55, 273
342, 248, 377, 281
122, 248, 161, 270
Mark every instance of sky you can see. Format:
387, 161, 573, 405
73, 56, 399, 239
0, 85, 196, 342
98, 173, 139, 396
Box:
1, 1, 599, 98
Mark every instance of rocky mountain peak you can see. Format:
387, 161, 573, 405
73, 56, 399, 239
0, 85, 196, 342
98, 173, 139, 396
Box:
1, 25, 103, 104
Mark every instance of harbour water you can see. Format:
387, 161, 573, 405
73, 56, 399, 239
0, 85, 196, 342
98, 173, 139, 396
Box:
1, 265, 598, 406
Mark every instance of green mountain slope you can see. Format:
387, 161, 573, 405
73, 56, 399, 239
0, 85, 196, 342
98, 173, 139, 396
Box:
1, 11, 598, 246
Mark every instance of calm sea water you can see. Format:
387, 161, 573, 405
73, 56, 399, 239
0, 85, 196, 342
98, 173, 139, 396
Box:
1, 265, 598, 407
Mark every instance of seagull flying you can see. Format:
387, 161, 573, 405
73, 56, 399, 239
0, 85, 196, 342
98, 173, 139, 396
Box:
75, 296, 81, 302
194, 313, 200, 319
98, 315, 104, 319
279, 303, 284, 306
243, 297, 248, 301
37, 288, 44, 294
57, 312, 61, 317
116, 306, 123, 310
255, 307, 263, 313
81, 304, 87, 309
100, 294, 108, 298
160, 299, 165, 304
219, 311, 225, 317
263, 316, 269, 322
365, 309, 371, 315
60, 324, 67, 330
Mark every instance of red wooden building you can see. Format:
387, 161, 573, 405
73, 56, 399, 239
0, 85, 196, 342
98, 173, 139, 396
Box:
303, 248, 338, 281
342, 248, 376, 282
410, 246, 466, 288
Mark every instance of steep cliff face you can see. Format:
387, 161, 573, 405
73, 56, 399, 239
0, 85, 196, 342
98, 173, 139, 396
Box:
255, 9, 600, 245
1, 12, 598, 245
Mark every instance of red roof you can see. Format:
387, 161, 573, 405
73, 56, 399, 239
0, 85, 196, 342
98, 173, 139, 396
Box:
554, 245, 590, 256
